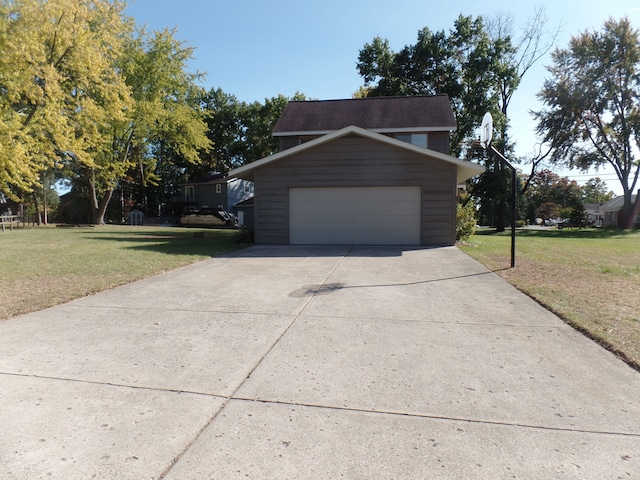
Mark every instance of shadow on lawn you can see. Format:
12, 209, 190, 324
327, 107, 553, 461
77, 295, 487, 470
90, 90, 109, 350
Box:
79, 227, 248, 257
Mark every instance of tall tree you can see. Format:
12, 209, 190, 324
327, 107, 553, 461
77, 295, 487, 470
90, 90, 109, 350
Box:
85, 27, 211, 222
200, 89, 306, 174
357, 15, 515, 155
356, 12, 554, 231
523, 169, 584, 222
581, 177, 615, 204
535, 17, 640, 228
0, 0, 132, 208
486, 7, 559, 147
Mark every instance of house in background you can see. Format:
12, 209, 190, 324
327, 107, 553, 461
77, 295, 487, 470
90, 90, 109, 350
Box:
232, 196, 254, 228
584, 203, 604, 227
230, 95, 485, 246
600, 194, 639, 228
176, 171, 253, 215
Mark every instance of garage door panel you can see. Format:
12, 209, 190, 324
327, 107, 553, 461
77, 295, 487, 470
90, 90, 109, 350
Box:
289, 187, 421, 245
291, 202, 419, 218
291, 214, 418, 231
291, 229, 417, 245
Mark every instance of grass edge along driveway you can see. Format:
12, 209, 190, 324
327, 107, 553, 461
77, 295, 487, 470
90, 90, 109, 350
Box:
0, 225, 248, 320
459, 228, 640, 370
2, 224, 639, 370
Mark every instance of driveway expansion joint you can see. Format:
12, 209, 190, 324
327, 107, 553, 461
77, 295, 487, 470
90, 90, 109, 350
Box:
157, 248, 353, 479
0, 371, 224, 398
229, 396, 640, 438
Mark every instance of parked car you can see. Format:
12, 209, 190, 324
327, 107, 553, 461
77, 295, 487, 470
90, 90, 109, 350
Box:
557, 218, 589, 229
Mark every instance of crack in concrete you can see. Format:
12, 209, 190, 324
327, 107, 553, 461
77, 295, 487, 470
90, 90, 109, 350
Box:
156, 247, 354, 480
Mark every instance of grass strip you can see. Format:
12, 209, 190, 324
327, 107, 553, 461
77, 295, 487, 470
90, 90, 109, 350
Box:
459, 228, 640, 369
0, 225, 247, 319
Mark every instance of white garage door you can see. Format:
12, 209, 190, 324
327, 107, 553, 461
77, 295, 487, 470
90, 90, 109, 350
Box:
289, 186, 421, 245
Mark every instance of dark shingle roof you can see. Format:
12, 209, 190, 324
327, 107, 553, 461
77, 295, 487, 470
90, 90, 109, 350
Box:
273, 94, 456, 135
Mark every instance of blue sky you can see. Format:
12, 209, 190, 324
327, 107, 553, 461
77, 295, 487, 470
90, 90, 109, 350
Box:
125, 0, 640, 195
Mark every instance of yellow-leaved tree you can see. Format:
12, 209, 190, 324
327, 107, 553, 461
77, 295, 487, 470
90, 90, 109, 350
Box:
0, 0, 133, 218
2, 0, 211, 224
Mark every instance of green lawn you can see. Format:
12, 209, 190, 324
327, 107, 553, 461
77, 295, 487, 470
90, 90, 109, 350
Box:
0, 225, 248, 319
459, 228, 640, 369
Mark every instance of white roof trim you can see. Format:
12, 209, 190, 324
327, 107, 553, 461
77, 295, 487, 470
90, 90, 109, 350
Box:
230, 125, 485, 184
273, 126, 456, 136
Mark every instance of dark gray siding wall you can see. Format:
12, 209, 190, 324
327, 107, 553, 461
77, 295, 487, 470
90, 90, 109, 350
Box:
193, 185, 227, 210
280, 131, 451, 154
254, 135, 457, 246
279, 137, 299, 151
428, 131, 450, 154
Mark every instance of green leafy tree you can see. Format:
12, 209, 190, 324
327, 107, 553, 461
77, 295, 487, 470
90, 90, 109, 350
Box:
535, 17, 640, 228
357, 15, 515, 155
1, 0, 210, 224
110, 28, 211, 221
357, 12, 555, 231
200, 89, 306, 174
581, 177, 615, 204
524, 169, 584, 221
59, 26, 211, 223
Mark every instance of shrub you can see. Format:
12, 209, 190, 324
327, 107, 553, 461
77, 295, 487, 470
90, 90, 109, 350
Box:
456, 202, 477, 241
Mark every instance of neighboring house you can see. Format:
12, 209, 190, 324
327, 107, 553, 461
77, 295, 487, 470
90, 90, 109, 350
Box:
233, 196, 254, 228
177, 171, 254, 214
229, 95, 485, 246
600, 194, 639, 228
584, 203, 603, 227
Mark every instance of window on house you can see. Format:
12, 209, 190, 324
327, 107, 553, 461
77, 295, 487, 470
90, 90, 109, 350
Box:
396, 133, 428, 148
185, 186, 195, 202
216, 184, 222, 194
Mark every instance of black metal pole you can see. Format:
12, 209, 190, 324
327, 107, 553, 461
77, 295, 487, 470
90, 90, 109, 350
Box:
490, 146, 516, 268
511, 166, 516, 268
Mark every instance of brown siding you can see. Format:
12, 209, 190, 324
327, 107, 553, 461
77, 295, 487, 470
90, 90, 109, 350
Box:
255, 134, 457, 246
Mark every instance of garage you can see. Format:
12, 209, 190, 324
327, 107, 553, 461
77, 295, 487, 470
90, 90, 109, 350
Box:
229, 124, 485, 246
289, 186, 421, 245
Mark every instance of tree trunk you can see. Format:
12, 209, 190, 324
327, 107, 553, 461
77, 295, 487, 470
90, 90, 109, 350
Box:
88, 172, 113, 225
91, 189, 113, 225
625, 190, 640, 229
32, 191, 42, 225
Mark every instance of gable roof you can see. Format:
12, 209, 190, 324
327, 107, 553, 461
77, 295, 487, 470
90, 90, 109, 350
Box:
273, 95, 457, 136
230, 125, 484, 184
600, 194, 637, 212
182, 171, 226, 186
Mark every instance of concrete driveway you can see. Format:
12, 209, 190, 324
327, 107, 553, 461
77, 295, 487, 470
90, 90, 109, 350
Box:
1, 245, 639, 479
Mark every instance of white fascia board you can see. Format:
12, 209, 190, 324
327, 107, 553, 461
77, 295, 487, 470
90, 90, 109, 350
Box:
272, 126, 456, 137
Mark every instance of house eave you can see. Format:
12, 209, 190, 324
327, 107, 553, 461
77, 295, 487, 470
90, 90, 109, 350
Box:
230, 125, 485, 184
273, 126, 457, 137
